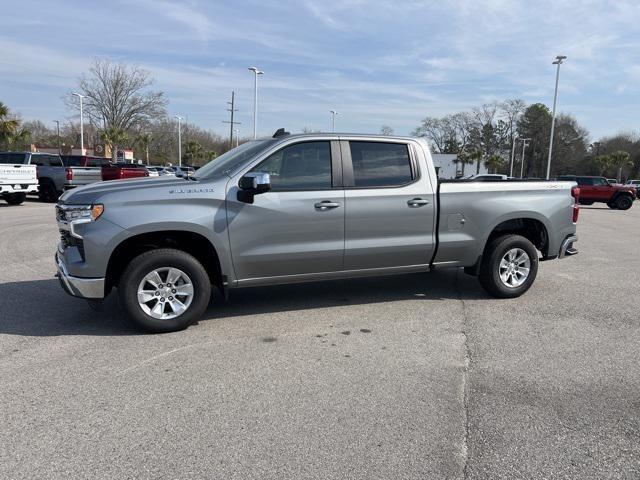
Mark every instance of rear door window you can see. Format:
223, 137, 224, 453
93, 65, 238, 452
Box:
48, 155, 63, 167
349, 141, 413, 187
576, 177, 594, 186
30, 155, 48, 166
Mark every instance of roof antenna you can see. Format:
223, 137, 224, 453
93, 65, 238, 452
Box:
273, 128, 290, 138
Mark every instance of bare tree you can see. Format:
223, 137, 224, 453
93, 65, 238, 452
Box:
500, 99, 526, 149
68, 59, 167, 131
413, 116, 450, 153
380, 125, 394, 136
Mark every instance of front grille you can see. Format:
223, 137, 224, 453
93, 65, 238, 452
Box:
59, 229, 85, 261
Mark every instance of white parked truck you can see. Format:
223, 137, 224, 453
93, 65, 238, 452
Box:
0, 153, 39, 205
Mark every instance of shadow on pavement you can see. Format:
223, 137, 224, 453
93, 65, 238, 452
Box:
0, 269, 486, 337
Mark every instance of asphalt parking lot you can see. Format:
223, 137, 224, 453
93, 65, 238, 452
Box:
1, 199, 639, 479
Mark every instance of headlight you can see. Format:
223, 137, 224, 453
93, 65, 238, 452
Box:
60, 204, 104, 222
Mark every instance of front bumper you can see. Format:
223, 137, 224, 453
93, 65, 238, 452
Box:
55, 254, 105, 299
559, 235, 578, 259
0, 183, 38, 194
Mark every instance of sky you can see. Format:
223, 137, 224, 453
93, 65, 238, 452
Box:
1, 0, 639, 140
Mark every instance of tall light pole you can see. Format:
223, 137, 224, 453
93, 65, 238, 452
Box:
53, 120, 61, 154
234, 129, 239, 147
72, 92, 85, 154
546, 55, 566, 179
329, 110, 339, 132
509, 137, 519, 178
520, 138, 531, 178
174, 115, 183, 166
248, 66, 263, 139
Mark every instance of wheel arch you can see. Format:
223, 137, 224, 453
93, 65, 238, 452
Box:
104, 230, 224, 294
484, 215, 550, 257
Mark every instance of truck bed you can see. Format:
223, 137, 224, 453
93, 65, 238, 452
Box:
433, 179, 577, 267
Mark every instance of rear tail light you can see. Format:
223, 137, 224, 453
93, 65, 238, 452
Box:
571, 186, 580, 223
65, 168, 73, 181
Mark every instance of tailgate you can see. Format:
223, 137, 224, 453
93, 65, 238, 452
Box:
0, 164, 37, 184
69, 167, 102, 185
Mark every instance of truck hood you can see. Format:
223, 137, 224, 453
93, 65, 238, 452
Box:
59, 176, 219, 205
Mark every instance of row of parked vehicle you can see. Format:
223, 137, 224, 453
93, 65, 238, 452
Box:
0, 151, 196, 205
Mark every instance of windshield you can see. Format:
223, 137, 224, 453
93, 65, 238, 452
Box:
0, 153, 28, 164
194, 139, 276, 179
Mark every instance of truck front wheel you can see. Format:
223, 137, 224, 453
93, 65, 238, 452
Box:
478, 234, 539, 298
614, 194, 633, 210
118, 248, 211, 333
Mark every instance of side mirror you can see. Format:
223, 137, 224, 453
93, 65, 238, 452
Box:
237, 172, 271, 203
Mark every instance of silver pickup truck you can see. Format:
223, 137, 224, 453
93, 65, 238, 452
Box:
55, 131, 579, 333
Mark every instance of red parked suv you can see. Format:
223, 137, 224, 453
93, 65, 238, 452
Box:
558, 175, 636, 210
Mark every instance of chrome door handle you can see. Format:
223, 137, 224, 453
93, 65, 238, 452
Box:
314, 201, 341, 210
407, 198, 430, 207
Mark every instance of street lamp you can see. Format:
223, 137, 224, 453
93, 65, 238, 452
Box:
174, 115, 183, 166
248, 66, 263, 139
329, 110, 339, 132
53, 120, 61, 154
520, 138, 531, 178
71, 92, 85, 154
546, 55, 567, 179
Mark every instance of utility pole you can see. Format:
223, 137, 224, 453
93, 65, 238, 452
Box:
520, 138, 531, 178
546, 55, 567, 179
222, 91, 241, 149
53, 120, 61, 154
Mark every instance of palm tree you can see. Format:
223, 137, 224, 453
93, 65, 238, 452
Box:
0, 101, 19, 149
594, 154, 612, 176
134, 132, 152, 165
470, 150, 484, 175
101, 127, 129, 162
184, 140, 205, 165
609, 151, 632, 182
485, 154, 505, 174
456, 151, 475, 176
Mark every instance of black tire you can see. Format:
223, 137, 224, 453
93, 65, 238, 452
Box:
118, 248, 211, 333
38, 180, 59, 203
3, 193, 26, 205
478, 234, 539, 298
607, 201, 617, 209
615, 194, 633, 210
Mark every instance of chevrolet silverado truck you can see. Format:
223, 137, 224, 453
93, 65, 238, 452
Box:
61, 155, 107, 191
557, 175, 636, 209
0, 152, 39, 204
0, 151, 68, 202
55, 132, 579, 333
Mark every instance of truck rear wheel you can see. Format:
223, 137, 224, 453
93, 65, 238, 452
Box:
38, 180, 59, 203
3, 193, 26, 205
118, 248, 211, 333
478, 234, 538, 298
